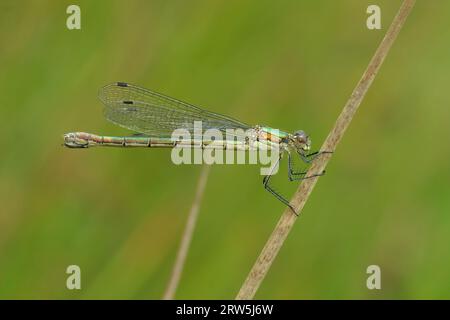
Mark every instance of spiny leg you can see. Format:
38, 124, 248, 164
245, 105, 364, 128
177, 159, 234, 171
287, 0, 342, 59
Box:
287, 151, 307, 181
263, 175, 297, 215
263, 151, 333, 214
299, 150, 333, 164
287, 151, 326, 181
263, 155, 297, 215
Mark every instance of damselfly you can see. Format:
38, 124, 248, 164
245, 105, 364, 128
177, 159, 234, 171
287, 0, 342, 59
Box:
64, 82, 326, 213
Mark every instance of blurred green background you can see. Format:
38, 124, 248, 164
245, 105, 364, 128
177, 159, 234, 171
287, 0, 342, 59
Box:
0, 0, 449, 299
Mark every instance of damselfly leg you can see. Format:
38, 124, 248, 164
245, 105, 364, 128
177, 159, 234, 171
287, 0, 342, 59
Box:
298, 150, 333, 164
287, 152, 307, 181
264, 150, 332, 215
263, 155, 297, 213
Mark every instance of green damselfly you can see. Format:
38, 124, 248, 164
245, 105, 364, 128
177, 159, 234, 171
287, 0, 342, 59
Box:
64, 82, 326, 213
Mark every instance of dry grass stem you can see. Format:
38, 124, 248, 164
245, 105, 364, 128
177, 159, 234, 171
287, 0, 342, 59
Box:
236, 0, 416, 300
163, 165, 211, 300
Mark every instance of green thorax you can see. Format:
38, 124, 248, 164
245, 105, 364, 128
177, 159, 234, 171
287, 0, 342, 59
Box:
260, 126, 290, 139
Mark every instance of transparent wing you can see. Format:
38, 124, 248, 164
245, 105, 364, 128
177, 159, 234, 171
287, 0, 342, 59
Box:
99, 82, 252, 138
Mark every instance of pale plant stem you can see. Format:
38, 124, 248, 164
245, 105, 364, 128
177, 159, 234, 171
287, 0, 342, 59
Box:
236, 0, 416, 300
163, 165, 211, 300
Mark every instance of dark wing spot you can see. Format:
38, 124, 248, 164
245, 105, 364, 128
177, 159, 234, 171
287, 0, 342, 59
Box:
117, 82, 128, 87
123, 100, 134, 104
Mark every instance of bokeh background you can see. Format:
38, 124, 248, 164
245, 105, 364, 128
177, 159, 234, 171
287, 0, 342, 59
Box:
0, 0, 449, 299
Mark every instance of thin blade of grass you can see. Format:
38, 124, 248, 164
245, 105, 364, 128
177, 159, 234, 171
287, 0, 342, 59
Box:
163, 165, 211, 300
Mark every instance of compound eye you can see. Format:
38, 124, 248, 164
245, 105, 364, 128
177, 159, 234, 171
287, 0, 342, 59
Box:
294, 132, 306, 143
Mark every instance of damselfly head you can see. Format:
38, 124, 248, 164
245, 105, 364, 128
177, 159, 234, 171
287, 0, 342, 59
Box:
63, 132, 88, 148
292, 130, 311, 152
